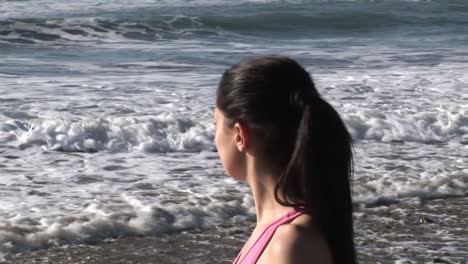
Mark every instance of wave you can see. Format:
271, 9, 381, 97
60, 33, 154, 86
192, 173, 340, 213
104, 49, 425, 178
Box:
1, 2, 465, 46
0, 16, 221, 45
0, 115, 215, 153
344, 107, 468, 144
0, 168, 466, 257
354, 169, 468, 207
200, 11, 454, 33
0, 193, 255, 256
0, 107, 466, 153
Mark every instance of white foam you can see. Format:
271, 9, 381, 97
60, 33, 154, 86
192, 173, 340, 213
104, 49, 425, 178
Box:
1, 104, 465, 154
354, 169, 468, 205
344, 106, 467, 143
0, 190, 254, 255
0, 115, 214, 153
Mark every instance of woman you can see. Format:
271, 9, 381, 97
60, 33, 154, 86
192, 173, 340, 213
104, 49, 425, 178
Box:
214, 55, 356, 264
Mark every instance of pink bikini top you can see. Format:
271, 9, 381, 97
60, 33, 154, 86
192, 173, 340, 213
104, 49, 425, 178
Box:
233, 208, 305, 264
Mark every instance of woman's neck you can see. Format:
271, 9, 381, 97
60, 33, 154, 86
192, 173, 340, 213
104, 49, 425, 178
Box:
244, 156, 293, 227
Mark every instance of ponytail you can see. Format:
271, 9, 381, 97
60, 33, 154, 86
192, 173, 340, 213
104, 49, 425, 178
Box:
275, 96, 356, 264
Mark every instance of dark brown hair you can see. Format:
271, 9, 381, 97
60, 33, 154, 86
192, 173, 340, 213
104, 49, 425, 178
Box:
216, 55, 356, 264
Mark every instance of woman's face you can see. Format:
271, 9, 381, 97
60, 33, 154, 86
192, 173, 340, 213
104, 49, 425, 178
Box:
214, 107, 245, 180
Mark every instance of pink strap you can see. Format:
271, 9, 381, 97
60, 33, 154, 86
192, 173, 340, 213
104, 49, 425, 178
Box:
233, 208, 305, 264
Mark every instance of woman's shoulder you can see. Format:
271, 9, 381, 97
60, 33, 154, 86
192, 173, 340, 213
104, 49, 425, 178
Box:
258, 214, 333, 264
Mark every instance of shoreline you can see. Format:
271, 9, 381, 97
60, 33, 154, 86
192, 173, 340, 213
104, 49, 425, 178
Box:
4, 196, 468, 263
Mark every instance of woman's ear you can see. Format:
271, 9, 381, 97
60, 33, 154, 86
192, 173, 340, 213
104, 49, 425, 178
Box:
234, 122, 250, 152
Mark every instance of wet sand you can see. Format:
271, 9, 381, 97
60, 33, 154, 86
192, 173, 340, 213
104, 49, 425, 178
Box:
4, 196, 467, 264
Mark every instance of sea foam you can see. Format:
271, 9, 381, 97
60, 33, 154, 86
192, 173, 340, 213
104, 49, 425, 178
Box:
0, 115, 214, 153
0, 193, 254, 256
1, 106, 465, 154
344, 106, 467, 143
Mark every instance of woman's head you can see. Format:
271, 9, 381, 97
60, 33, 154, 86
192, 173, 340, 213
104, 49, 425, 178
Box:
215, 55, 356, 264
215, 56, 316, 179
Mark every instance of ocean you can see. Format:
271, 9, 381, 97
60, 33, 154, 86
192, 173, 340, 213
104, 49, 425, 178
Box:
0, 0, 467, 263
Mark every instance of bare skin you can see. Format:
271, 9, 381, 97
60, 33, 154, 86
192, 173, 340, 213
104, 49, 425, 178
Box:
214, 108, 332, 264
